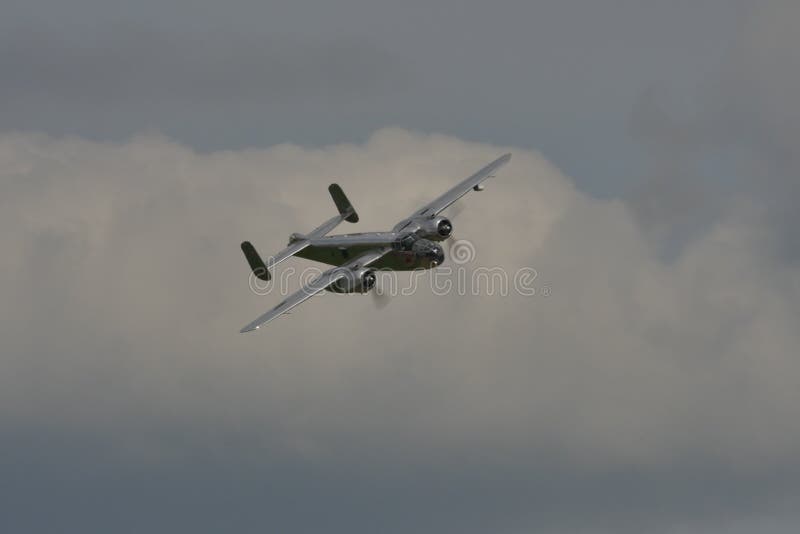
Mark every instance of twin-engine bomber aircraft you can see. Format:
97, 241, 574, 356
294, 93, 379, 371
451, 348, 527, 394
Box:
239, 153, 511, 332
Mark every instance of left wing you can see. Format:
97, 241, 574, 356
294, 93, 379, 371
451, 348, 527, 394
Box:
408, 153, 511, 218
239, 247, 390, 333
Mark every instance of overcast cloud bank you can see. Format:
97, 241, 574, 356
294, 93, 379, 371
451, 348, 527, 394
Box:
3, 0, 800, 532
1, 127, 799, 533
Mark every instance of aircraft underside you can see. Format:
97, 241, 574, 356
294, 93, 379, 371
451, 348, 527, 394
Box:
296, 245, 430, 271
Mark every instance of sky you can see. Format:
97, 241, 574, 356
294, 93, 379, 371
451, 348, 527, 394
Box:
2, 1, 800, 533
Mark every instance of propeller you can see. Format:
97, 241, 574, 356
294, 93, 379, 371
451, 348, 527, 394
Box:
371, 272, 392, 309
446, 201, 465, 220
444, 202, 464, 243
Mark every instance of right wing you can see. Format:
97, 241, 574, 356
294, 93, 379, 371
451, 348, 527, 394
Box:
239, 247, 390, 333
407, 153, 511, 219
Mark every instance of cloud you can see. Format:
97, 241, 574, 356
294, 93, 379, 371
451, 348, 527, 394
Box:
1, 128, 799, 532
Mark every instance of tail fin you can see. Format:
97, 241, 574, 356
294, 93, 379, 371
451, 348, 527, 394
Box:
241, 185, 357, 284
241, 241, 270, 281
328, 184, 359, 223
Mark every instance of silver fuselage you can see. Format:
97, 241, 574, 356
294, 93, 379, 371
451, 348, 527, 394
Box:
292, 223, 446, 271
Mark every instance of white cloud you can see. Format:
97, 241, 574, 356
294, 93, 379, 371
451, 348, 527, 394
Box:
1, 128, 798, 478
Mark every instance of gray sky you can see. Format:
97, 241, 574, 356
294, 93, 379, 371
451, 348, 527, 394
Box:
2, 1, 800, 533
1, 0, 745, 193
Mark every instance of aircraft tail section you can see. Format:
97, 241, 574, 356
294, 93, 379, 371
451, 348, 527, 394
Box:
240, 184, 359, 283
329, 183, 359, 223
305, 184, 359, 238
241, 241, 270, 282
241, 239, 312, 282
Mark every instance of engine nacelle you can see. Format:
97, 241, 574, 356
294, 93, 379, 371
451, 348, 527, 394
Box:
411, 238, 445, 267
414, 216, 453, 241
329, 267, 377, 294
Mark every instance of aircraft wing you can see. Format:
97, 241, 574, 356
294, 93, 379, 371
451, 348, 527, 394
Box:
239, 247, 391, 333
408, 153, 511, 218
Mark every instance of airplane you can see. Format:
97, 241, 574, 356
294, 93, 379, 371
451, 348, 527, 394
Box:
239, 153, 512, 332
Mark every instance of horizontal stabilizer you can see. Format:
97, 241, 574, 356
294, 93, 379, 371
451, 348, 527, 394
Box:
241, 241, 270, 281
329, 183, 359, 223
